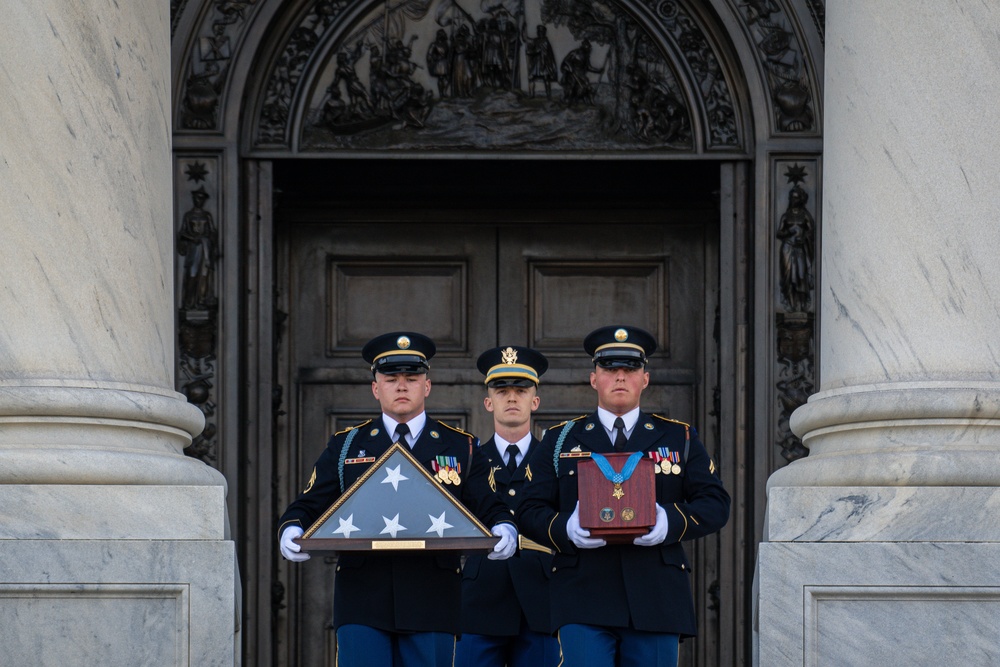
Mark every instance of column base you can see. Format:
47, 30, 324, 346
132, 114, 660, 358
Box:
0, 539, 237, 667
755, 541, 1000, 666
779, 382, 1000, 487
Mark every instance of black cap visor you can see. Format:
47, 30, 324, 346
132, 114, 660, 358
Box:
593, 347, 646, 369
487, 377, 537, 388
372, 354, 429, 375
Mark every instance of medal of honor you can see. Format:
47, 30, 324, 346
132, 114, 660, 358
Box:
579, 452, 656, 542
591, 451, 644, 501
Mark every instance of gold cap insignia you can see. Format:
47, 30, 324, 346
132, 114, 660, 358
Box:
501, 346, 518, 365
614, 328, 629, 342
396, 336, 411, 349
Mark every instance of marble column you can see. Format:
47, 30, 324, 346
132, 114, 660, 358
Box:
0, 2, 236, 665
756, 2, 1000, 665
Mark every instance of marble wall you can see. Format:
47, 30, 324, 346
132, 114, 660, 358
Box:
757, 2, 1000, 664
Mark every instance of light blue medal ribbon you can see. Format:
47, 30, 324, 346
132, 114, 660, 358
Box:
590, 451, 645, 498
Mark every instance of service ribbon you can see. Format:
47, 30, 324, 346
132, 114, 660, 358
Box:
590, 451, 645, 484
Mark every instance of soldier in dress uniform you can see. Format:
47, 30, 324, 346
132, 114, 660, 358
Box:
277, 332, 518, 667
516, 325, 731, 667
455, 346, 559, 667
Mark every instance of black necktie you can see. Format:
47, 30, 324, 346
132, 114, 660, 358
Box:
394, 423, 410, 446
505, 444, 520, 474
613, 417, 627, 451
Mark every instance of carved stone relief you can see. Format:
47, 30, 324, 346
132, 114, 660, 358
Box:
254, 0, 741, 152
179, 0, 264, 130
728, 0, 815, 132
641, 0, 739, 147
774, 161, 817, 462
176, 158, 221, 465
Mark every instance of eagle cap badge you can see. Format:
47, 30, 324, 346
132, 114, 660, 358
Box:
501, 346, 518, 364
396, 335, 411, 349
614, 328, 629, 342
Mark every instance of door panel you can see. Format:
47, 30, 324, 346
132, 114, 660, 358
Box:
282, 216, 714, 665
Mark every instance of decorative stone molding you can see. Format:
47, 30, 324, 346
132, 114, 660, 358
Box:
176, 158, 221, 466
774, 160, 817, 462
727, 0, 816, 133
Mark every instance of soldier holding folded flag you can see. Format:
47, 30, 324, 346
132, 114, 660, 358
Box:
277, 331, 517, 667
516, 325, 730, 667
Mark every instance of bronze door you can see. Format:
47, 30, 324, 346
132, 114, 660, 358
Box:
278, 215, 716, 665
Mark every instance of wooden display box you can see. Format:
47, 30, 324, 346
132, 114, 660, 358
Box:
579, 453, 656, 543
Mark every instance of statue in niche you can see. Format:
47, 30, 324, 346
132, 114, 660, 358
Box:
776, 170, 815, 313
178, 186, 218, 311
523, 23, 558, 98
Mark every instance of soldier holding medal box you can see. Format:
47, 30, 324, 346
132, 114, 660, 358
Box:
516, 325, 731, 667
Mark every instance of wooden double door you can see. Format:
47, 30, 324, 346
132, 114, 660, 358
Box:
277, 199, 720, 664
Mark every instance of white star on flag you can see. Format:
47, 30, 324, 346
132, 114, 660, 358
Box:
381, 464, 408, 491
380, 513, 407, 538
426, 511, 453, 538
332, 514, 360, 538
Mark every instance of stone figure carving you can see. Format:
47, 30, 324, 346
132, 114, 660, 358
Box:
776, 313, 813, 462
178, 187, 218, 311
560, 39, 602, 105
426, 29, 452, 97
523, 24, 557, 98
776, 178, 815, 313
328, 44, 373, 119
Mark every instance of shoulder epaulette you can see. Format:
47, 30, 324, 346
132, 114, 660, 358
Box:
334, 418, 373, 437
548, 415, 586, 431
652, 414, 689, 428
437, 420, 474, 438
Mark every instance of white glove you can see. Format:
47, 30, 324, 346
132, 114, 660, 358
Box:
633, 504, 669, 546
488, 523, 518, 561
280, 525, 311, 562
566, 501, 606, 549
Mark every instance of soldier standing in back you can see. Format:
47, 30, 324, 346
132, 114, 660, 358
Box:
456, 345, 559, 667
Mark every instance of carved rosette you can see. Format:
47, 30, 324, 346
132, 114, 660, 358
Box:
774, 160, 817, 462
176, 158, 221, 466
728, 0, 816, 133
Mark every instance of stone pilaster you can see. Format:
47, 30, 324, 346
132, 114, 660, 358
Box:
757, 2, 1000, 664
0, 2, 236, 664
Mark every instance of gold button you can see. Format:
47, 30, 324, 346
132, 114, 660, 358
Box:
569, 470, 575, 476
552, 567, 557, 572
508, 489, 516, 496
456, 568, 461, 574
510, 509, 515, 514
